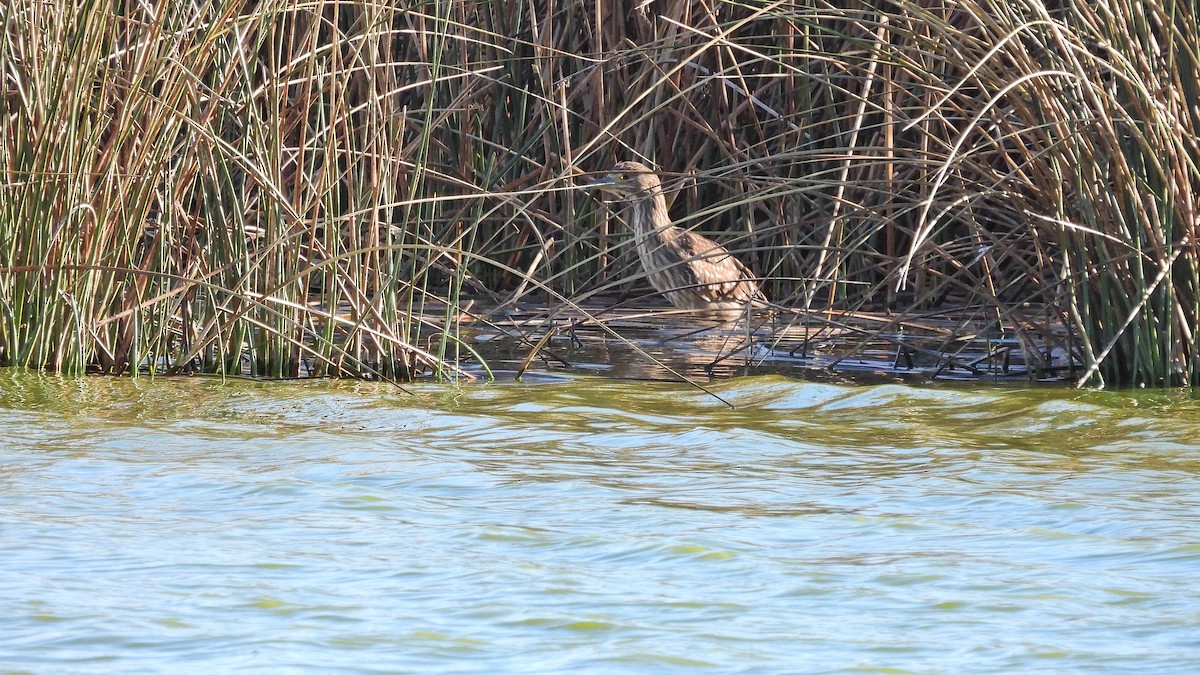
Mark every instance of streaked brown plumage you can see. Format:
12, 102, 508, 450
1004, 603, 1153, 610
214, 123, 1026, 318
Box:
585, 161, 762, 313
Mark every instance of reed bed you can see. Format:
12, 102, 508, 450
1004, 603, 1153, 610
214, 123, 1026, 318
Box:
2, 0, 1197, 386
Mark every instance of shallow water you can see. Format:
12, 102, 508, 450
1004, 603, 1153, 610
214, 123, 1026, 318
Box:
2, 370, 1199, 672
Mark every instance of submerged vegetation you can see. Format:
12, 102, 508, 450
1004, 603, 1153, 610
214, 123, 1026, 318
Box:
2, 0, 1198, 386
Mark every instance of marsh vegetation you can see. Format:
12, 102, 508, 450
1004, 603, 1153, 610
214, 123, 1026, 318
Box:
3, 0, 1198, 386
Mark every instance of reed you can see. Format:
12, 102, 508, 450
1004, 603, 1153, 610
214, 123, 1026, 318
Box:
2, 0, 1197, 386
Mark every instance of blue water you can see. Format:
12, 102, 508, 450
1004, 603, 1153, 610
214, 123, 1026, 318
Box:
2, 372, 1199, 672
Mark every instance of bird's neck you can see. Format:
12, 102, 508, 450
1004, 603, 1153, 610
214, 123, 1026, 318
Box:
628, 188, 674, 242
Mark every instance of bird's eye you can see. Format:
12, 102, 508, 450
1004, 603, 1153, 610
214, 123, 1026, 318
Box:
618, 173, 628, 181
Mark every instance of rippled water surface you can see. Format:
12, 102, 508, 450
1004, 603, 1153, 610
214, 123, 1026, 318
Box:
2, 370, 1200, 673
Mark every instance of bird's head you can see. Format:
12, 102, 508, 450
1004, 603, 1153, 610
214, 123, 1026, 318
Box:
584, 161, 662, 197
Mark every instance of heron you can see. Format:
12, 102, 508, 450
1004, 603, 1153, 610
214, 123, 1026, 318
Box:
585, 161, 763, 314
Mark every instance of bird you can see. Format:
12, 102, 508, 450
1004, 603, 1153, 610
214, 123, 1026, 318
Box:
584, 161, 764, 315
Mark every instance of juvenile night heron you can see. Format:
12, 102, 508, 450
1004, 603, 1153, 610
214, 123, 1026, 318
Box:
585, 161, 763, 314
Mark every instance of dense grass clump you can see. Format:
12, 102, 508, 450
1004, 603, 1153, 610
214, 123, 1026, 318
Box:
2, 0, 1198, 386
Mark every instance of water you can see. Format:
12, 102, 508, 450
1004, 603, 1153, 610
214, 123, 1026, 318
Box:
2, 370, 1199, 672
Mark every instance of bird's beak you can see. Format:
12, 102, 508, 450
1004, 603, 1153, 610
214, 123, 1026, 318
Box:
582, 174, 615, 190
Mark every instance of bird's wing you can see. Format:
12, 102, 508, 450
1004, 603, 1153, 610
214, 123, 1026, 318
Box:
672, 230, 763, 302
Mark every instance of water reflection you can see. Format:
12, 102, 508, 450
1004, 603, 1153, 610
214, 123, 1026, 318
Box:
466, 305, 1074, 384
1, 371, 1198, 671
